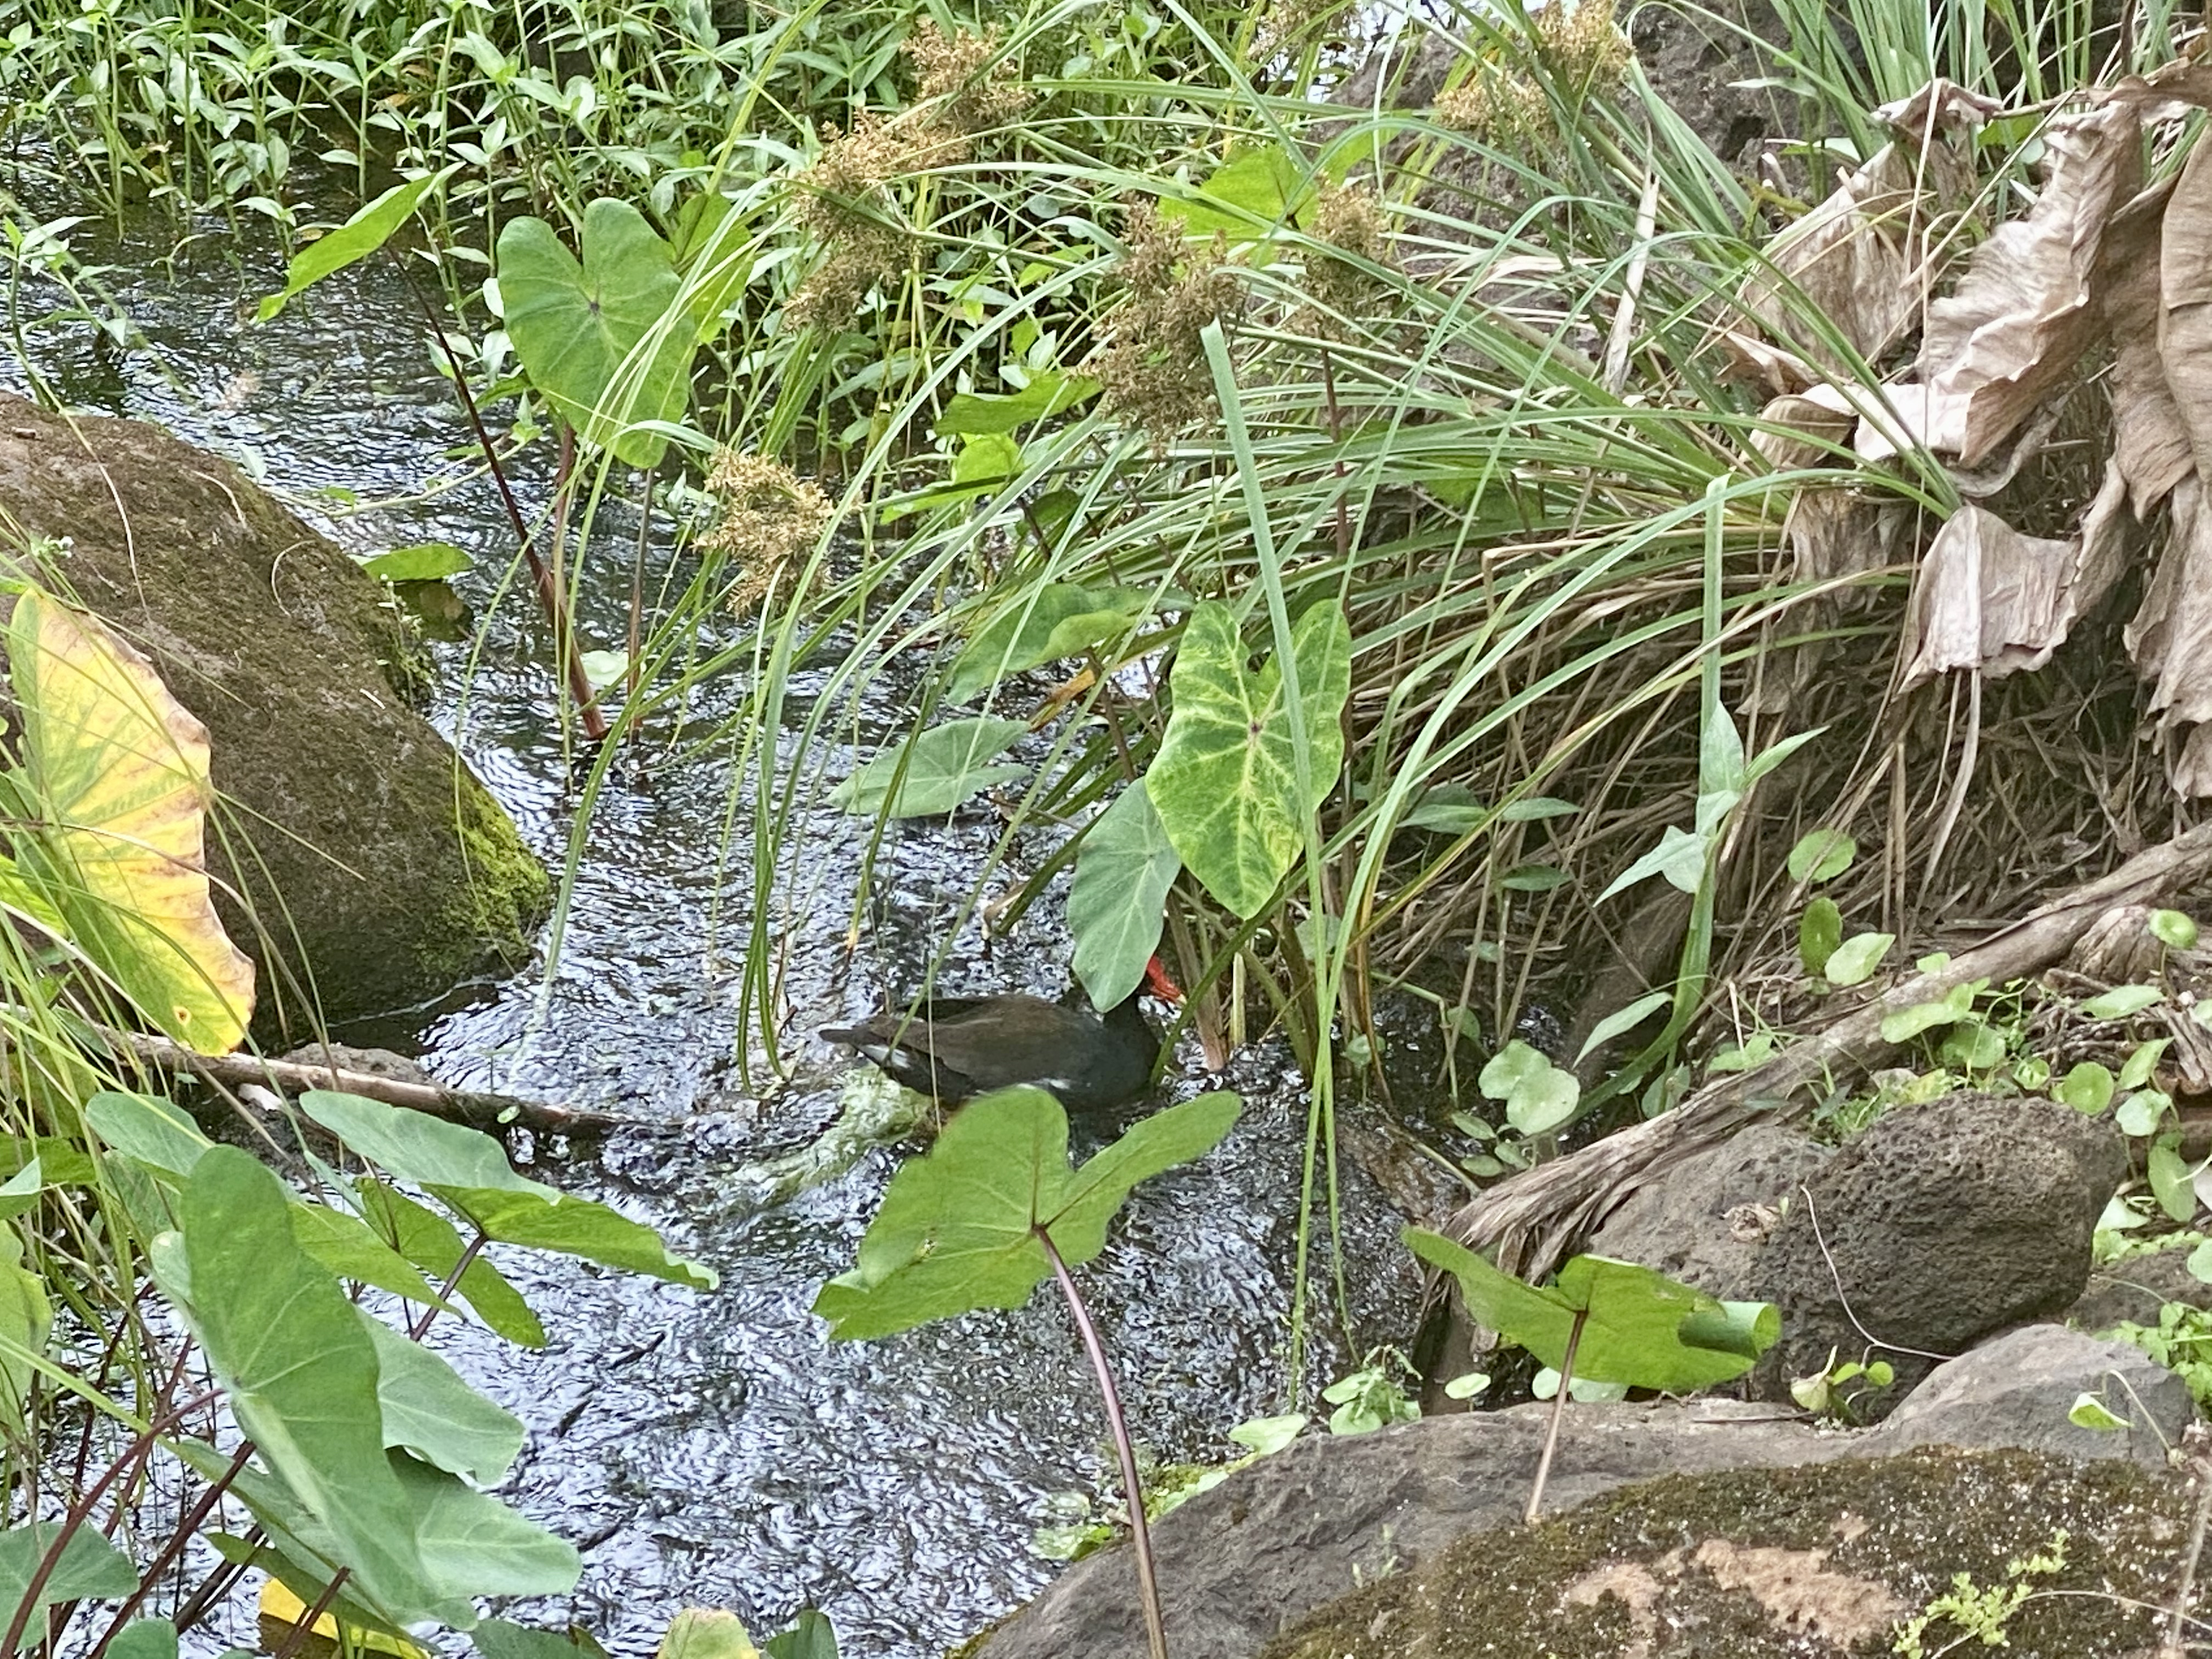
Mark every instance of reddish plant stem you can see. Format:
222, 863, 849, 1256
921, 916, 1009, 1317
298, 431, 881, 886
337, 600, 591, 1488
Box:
625, 464, 653, 749
409, 1230, 489, 1341
1037, 1227, 1168, 1659
152, 1228, 486, 1649
1318, 346, 1350, 565
94, 1439, 257, 1652
3, 1385, 217, 1657
266, 1568, 351, 1659
398, 263, 608, 741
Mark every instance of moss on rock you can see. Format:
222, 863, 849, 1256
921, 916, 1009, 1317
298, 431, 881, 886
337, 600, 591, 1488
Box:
0, 393, 549, 1031
1259, 1448, 2190, 1659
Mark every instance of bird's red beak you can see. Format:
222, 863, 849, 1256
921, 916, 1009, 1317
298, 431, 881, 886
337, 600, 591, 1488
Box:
1143, 955, 1184, 1003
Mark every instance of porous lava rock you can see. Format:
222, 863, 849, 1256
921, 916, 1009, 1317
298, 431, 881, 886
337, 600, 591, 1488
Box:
2067, 1239, 2212, 1331
1584, 1122, 1832, 1300
0, 393, 548, 1031
1751, 1094, 2126, 1415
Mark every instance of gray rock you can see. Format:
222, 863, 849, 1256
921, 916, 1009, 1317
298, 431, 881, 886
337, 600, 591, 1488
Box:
1629, 2, 1799, 170
1881, 1323, 2190, 1468
974, 1321, 2181, 1659
0, 394, 548, 1030
276, 1043, 436, 1086
1752, 1094, 2126, 1417
972, 1401, 1854, 1659
1259, 1447, 2189, 1659
1584, 1122, 1831, 1299
2068, 1243, 2212, 1332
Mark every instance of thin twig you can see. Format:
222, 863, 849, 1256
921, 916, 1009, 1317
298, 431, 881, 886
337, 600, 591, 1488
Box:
1796, 1184, 1955, 1363
100, 1026, 629, 1137
1525, 1310, 1586, 1526
1449, 823, 2212, 1280
2164, 1432, 2212, 1658
265, 1568, 350, 1659
392, 255, 608, 742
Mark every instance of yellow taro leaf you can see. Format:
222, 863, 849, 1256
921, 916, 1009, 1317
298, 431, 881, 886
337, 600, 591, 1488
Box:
657, 1611, 760, 1659
10, 592, 254, 1053
258, 1579, 428, 1659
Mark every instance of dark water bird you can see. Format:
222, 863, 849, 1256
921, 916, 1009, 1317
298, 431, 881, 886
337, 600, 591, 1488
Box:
821, 956, 1183, 1112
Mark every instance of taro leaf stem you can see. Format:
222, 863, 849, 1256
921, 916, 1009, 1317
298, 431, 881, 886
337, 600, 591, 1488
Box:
1036, 1226, 1169, 1659
1525, 1308, 1587, 1526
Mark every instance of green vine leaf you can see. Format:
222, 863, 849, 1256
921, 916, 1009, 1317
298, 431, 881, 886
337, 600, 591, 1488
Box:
947, 583, 1152, 701
496, 200, 693, 466
831, 716, 1029, 819
0, 1525, 136, 1646
257, 167, 456, 322
1477, 1040, 1579, 1136
300, 1091, 715, 1289
935, 371, 1101, 437
1404, 1229, 1778, 1392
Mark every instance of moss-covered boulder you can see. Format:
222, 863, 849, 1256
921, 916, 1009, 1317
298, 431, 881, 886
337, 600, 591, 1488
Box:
0, 393, 548, 1032
1260, 1449, 2190, 1659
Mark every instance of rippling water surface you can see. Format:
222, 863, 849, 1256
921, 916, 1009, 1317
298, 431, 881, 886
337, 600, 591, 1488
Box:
2, 204, 1422, 1656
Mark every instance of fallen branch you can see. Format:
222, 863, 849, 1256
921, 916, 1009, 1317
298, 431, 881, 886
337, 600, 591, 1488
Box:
1448, 822, 2212, 1280
110, 1030, 631, 1139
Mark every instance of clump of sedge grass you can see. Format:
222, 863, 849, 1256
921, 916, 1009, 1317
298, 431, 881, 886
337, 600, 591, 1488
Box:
704, 449, 836, 613
788, 112, 917, 326
1434, 0, 1630, 147
1434, 64, 1553, 148
1252, 0, 1357, 66
905, 20, 1030, 156
788, 23, 1028, 323
1092, 201, 1245, 436
1293, 178, 1395, 338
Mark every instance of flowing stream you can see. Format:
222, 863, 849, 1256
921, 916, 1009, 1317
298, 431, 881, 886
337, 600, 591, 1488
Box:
1, 202, 1424, 1655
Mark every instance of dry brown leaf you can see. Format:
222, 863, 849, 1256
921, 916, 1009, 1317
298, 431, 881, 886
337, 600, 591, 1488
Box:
2128, 475, 2212, 793
2078, 459, 2137, 604
2160, 131, 2212, 479
2103, 55, 2212, 121
1917, 101, 2141, 465
1872, 78, 2006, 143
1752, 392, 1855, 470
2100, 176, 2193, 513
1739, 151, 1924, 371
1748, 487, 1904, 716
1734, 81, 1988, 379
1849, 379, 1974, 460
1716, 327, 1824, 397
1782, 489, 1892, 586
2175, 724, 2212, 795
1759, 389, 1901, 609
1899, 500, 2124, 687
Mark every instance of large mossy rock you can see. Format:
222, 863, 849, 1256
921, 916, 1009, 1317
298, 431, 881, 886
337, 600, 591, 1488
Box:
972, 1328, 2188, 1659
1261, 1449, 2189, 1659
0, 393, 549, 1032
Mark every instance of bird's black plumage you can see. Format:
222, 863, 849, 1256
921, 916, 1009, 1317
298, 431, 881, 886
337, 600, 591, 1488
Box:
821, 973, 1171, 1113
